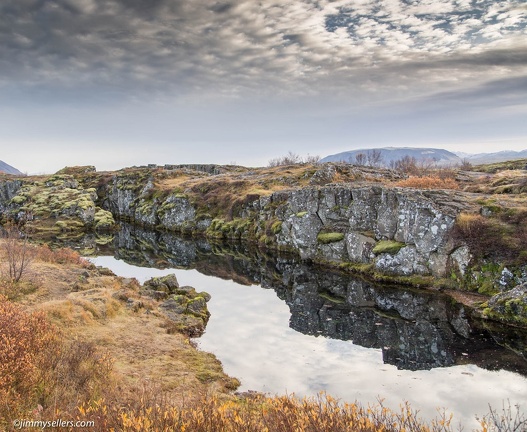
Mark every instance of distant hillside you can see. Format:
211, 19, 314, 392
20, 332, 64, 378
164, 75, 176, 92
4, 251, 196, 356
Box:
455, 150, 527, 165
320, 147, 461, 166
0, 160, 23, 175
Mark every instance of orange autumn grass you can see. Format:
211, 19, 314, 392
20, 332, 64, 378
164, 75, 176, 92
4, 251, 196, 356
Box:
393, 176, 459, 190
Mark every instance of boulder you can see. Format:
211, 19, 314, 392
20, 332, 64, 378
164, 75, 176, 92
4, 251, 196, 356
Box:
484, 283, 527, 326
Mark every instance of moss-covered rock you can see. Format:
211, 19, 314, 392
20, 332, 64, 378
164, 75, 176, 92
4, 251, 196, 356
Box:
94, 208, 116, 231
482, 283, 527, 327
143, 274, 180, 293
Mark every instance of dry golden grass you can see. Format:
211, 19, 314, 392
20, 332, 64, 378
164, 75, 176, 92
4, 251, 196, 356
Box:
462, 169, 527, 194
74, 392, 467, 432
393, 176, 459, 190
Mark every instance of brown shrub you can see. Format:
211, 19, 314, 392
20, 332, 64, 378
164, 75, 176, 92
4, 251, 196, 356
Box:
77, 392, 460, 432
452, 213, 521, 262
0, 297, 114, 428
35, 244, 90, 266
0, 223, 36, 283
393, 176, 459, 190
0, 297, 60, 420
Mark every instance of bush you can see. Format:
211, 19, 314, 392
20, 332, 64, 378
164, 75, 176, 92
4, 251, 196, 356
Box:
0, 297, 60, 420
268, 151, 320, 167
0, 223, 35, 283
35, 244, 90, 266
77, 392, 460, 432
452, 213, 522, 262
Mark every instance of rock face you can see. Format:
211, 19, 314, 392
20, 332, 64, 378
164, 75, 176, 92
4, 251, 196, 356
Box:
0, 179, 23, 214
0, 174, 116, 234
0, 168, 472, 278
100, 179, 470, 277
264, 186, 467, 277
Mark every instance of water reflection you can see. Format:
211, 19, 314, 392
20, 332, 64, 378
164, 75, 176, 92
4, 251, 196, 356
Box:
78, 225, 527, 376
83, 225, 527, 427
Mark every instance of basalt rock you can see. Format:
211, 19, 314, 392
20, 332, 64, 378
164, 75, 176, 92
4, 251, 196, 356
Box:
0, 168, 472, 278
266, 186, 468, 277
0, 174, 116, 234
143, 274, 211, 337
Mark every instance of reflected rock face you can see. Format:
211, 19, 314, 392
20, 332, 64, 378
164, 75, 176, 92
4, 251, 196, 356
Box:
92, 226, 527, 374
272, 264, 465, 370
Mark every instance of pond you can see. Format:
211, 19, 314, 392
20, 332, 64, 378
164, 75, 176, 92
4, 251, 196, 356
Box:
80, 225, 527, 428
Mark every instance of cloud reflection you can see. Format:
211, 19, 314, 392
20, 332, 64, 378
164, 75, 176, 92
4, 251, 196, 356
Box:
91, 256, 527, 428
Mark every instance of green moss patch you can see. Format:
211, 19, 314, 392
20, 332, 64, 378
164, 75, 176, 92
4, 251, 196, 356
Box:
317, 232, 344, 244
482, 285, 527, 327
372, 240, 405, 255
271, 220, 282, 234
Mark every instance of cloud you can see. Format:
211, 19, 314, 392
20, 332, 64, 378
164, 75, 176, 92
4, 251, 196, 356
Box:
0, 0, 524, 106
0, 0, 525, 175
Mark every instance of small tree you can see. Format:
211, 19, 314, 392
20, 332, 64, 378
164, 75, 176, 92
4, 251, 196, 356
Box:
459, 158, 473, 170
268, 151, 320, 167
354, 153, 366, 166
1, 223, 34, 283
366, 149, 383, 167
390, 155, 418, 174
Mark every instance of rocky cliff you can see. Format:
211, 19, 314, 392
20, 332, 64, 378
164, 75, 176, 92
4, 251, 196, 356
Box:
94, 168, 471, 279
1, 164, 526, 315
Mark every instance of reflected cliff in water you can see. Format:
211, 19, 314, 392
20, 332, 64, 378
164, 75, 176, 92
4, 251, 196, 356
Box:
74, 225, 527, 375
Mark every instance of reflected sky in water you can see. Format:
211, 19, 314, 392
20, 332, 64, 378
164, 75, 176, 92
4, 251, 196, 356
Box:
91, 256, 527, 428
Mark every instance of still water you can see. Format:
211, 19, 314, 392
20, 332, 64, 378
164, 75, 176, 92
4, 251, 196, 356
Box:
84, 226, 527, 428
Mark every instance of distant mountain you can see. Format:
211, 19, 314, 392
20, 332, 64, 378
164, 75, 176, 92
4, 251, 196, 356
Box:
320, 147, 461, 167
454, 150, 527, 165
0, 160, 23, 175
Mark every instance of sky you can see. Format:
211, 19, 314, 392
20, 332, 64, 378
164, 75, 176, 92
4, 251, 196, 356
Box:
0, 0, 526, 174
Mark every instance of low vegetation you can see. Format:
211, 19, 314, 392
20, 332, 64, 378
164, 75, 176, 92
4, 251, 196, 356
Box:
76, 393, 462, 432
268, 151, 321, 167
453, 210, 527, 265
0, 296, 114, 425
